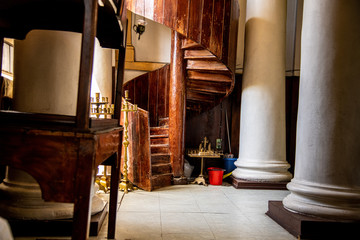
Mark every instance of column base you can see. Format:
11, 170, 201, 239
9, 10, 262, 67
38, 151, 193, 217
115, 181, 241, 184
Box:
231, 176, 288, 190
266, 201, 360, 239
284, 179, 360, 220
8, 202, 108, 237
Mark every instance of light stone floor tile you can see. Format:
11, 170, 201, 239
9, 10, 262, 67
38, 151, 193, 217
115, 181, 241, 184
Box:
115, 211, 162, 240
160, 203, 201, 213
112, 185, 296, 240
14, 185, 296, 240
160, 212, 213, 234
161, 233, 215, 240
198, 203, 240, 214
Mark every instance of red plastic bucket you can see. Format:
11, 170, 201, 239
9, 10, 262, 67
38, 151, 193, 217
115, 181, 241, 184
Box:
207, 167, 225, 185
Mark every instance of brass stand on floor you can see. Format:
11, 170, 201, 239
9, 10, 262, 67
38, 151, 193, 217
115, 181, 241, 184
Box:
119, 90, 138, 193
188, 137, 222, 186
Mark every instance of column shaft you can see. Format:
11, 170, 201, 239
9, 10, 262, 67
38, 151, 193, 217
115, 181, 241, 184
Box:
283, 0, 360, 220
232, 0, 292, 182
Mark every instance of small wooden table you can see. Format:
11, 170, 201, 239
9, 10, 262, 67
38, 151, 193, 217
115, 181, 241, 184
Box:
188, 153, 222, 186
0, 120, 123, 240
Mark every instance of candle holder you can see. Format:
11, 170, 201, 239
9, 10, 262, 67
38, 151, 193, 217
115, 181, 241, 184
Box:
119, 90, 138, 193
90, 92, 114, 119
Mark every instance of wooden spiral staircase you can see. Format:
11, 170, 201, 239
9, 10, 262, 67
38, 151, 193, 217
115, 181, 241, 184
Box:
123, 0, 239, 190
182, 39, 235, 111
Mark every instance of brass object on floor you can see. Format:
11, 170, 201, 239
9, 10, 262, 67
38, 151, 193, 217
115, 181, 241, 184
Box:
188, 137, 222, 186
96, 166, 111, 193
119, 90, 138, 193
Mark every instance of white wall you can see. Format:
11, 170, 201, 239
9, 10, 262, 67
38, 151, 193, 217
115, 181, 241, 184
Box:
132, 14, 172, 63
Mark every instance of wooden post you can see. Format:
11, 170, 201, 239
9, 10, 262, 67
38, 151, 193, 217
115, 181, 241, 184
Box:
168, 30, 186, 178
0, 38, 4, 109
76, 0, 98, 130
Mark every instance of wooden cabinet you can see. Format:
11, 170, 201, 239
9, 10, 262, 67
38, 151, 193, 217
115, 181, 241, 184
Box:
0, 0, 127, 239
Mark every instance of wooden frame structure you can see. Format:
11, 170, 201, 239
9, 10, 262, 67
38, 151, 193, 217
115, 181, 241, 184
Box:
0, 0, 126, 239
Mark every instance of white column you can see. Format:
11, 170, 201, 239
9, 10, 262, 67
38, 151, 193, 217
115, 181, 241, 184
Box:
232, 0, 292, 182
283, 0, 360, 220
0, 30, 110, 220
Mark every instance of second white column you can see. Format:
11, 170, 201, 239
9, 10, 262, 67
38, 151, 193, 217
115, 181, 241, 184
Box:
233, 0, 292, 182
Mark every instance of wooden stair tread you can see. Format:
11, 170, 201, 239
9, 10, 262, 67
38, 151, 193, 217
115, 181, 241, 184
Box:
181, 39, 202, 50
150, 134, 169, 138
151, 163, 172, 175
150, 126, 169, 130
150, 127, 169, 135
186, 60, 228, 72
187, 80, 228, 94
184, 50, 217, 60
158, 117, 169, 126
152, 162, 171, 166
151, 172, 173, 177
187, 88, 227, 95
151, 153, 170, 156
186, 91, 216, 102
187, 70, 232, 83
151, 143, 169, 147
151, 153, 170, 164
187, 89, 223, 96
151, 173, 172, 190
151, 136, 169, 145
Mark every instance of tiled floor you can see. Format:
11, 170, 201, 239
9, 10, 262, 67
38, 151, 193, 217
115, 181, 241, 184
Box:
96, 184, 296, 240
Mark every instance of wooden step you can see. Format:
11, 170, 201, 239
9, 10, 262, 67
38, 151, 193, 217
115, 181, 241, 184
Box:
158, 117, 169, 126
181, 39, 202, 50
187, 70, 232, 83
151, 144, 169, 154
150, 135, 169, 145
186, 60, 228, 72
184, 50, 217, 60
151, 173, 173, 190
187, 80, 228, 95
187, 90, 218, 99
151, 153, 170, 164
152, 163, 172, 175
150, 126, 169, 136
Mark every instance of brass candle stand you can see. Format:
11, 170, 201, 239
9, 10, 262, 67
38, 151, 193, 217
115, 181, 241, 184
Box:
90, 92, 114, 119
188, 137, 222, 186
119, 90, 138, 193
95, 166, 110, 193
91, 92, 113, 192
